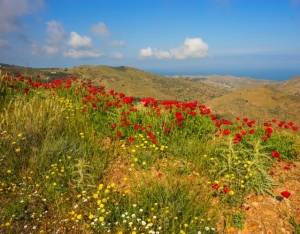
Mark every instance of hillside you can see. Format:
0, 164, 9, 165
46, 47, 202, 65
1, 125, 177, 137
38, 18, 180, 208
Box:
2, 63, 300, 126
205, 86, 300, 126
0, 63, 230, 103
68, 65, 229, 103
181, 74, 276, 90
268, 76, 300, 96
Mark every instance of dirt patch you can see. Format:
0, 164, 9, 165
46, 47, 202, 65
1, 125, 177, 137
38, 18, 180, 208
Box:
221, 160, 300, 234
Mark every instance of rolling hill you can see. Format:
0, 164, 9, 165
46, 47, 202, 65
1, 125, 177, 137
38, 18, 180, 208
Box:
1, 63, 300, 125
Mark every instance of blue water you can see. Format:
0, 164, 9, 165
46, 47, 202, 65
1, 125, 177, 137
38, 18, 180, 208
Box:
147, 68, 300, 82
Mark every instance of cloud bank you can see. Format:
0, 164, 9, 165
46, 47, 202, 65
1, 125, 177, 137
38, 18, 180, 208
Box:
139, 37, 209, 59
0, 0, 44, 34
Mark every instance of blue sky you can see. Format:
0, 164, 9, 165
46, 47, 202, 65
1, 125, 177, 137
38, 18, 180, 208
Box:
0, 0, 300, 80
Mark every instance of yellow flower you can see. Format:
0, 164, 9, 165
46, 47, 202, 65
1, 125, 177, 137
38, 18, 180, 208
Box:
184, 223, 188, 228
76, 214, 82, 220
15, 148, 21, 153
17, 133, 22, 137
93, 193, 98, 199
7, 170, 11, 174
142, 161, 146, 166
88, 214, 94, 219
99, 216, 104, 222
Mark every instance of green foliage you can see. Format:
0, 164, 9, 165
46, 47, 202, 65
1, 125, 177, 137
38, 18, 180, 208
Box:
289, 216, 300, 234
232, 212, 245, 230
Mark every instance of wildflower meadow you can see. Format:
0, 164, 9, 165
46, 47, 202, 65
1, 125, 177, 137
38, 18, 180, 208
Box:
0, 71, 299, 233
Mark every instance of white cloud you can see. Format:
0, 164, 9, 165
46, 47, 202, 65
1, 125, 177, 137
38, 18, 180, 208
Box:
110, 40, 126, 47
0, 0, 44, 34
110, 52, 123, 59
139, 47, 153, 58
31, 42, 58, 57
68, 31, 93, 49
170, 38, 209, 59
43, 45, 59, 55
154, 50, 171, 59
46, 20, 66, 44
139, 38, 209, 60
63, 49, 103, 59
0, 39, 9, 48
90, 22, 110, 36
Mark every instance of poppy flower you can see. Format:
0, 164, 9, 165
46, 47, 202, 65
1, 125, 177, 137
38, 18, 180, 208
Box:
116, 132, 122, 137
271, 151, 280, 159
281, 191, 291, 199
261, 136, 267, 141
265, 127, 273, 134
223, 187, 230, 194
292, 126, 298, 131
211, 184, 220, 190
283, 164, 292, 170
249, 129, 255, 134
223, 129, 231, 135
157, 172, 163, 178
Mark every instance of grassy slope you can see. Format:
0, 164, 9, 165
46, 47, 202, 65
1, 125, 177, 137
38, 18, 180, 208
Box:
68, 65, 230, 103
205, 86, 300, 126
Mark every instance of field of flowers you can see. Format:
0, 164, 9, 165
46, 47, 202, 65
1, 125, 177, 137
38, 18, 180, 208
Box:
0, 71, 299, 233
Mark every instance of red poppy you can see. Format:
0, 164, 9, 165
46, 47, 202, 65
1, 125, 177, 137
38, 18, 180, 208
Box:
128, 136, 135, 142
283, 164, 292, 170
265, 127, 273, 134
116, 132, 122, 137
223, 187, 230, 194
271, 151, 280, 159
157, 172, 163, 178
223, 129, 231, 135
261, 136, 267, 141
211, 184, 220, 190
281, 191, 291, 199
24, 88, 30, 94
292, 126, 298, 131
249, 129, 255, 134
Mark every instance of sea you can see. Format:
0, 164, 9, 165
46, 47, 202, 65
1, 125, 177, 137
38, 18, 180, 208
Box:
147, 68, 300, 82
